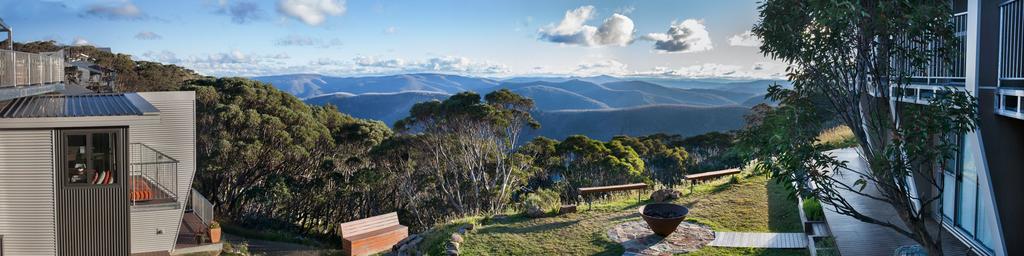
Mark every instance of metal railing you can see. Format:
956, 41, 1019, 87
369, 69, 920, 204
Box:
1000, 0, 1024, 86
889, 84, 966, 105
190, 188, 215, 225
0, 49, 65, 88
891, 12, 968, 85
129, 143, 179, 205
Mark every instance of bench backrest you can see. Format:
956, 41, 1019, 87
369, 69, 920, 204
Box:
578, 183, 648, 194
684, 168, 741, 180
338, 212, 401, 239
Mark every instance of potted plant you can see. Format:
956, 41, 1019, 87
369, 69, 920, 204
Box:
209, 221, 222, 243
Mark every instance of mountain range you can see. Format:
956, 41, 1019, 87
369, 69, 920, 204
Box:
255, 73, 785, 140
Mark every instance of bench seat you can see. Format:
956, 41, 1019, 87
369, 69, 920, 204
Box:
343, 225, 408, 256
339, 212, 408, 256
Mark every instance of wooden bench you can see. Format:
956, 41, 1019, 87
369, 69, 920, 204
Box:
578, 183, 649, 209
338, 212, 408, 256
684, 168, 742, 192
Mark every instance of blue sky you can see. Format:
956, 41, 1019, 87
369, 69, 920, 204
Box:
0, 0, 785, 78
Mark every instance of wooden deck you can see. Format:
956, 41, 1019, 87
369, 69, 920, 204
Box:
824, 149, 977, 256
175, 212, 212, 249
709, 232, 808, 249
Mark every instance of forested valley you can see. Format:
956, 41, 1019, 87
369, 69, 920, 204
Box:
185, 77, 744, 244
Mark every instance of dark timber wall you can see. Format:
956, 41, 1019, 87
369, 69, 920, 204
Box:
54, 128, 131, 256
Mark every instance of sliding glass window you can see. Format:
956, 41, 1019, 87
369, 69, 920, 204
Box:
939, 134, 994, 252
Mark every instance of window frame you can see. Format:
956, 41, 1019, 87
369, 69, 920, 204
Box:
59, 128, 125, 188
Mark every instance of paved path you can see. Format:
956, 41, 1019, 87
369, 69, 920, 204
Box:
824, 148, 974, 256
708, 232, 807, 249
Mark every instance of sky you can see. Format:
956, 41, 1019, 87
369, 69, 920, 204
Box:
0, 0, 787, 79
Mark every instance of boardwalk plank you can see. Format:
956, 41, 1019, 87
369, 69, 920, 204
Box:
708, 232, 807, 249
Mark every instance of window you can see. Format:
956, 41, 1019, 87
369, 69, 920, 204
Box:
957, 136, 978, 235
63, 130, 121, 185
939, 133, 996, 252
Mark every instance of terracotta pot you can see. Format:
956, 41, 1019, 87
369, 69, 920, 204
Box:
638, 203, 689, 236
209, 227, 222, 243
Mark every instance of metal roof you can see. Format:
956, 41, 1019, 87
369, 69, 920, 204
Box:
0, 93, 159, 118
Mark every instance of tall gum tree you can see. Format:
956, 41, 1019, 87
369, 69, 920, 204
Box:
746, 1, 978, 255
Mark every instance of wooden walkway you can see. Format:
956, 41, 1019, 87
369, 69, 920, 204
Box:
824, 149, 976, 256
708, 232, 807, 249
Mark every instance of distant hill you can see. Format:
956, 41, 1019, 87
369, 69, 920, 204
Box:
265, 73, 775, 139
501, 85, 611, 110
501, 75, 622, 85
254, 73, 500, 99
528, 105, 750, 141
305, 91, 450, 125
489, 80, 755, 108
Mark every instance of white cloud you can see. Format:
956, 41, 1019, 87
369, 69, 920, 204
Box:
641, 19, 713, 53
353, 56, 405, 68
614, 5, 635, 15
214, 0, 265, 24
72, 37, 91, 46
728, 30, 761, 47
274, 35, 343, 48
277, 0, 346, 26
575, 59, 628, 75
138, 50, 296, 77
383, 26, 397, 34
637, 62, 787, 79
538, 6, 635, 47
82, 1, 143, 20
134, 31, 162, 40
314, 56, 509, 75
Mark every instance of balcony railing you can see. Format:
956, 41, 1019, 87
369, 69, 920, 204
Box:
129, 143, 179, 206
189, 188, 215, 225
890, 84, 966, 105
0, 49, 65, 88
997, 0, 1024, 120
1000, 0, 1024, 86
891, 12, 968, 85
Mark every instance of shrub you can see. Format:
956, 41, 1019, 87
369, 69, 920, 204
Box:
729, 175, 742, 184
803, 197, 825, 221
816, 125, 858, 150
522, 188, 561, 218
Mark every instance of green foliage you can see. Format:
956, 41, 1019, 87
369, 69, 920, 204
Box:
803, 197, 825, 221
750, 0, 976, 253
521, 188, 561, 216
186, 77, 394, 237
7, 40, 200, 92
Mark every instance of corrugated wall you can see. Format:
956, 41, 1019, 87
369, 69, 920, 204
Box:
54, 128, 131, 256
129, 91, 197, 254
0, 129, 57, 256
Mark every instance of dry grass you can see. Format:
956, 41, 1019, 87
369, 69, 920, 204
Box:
816, 125, 858, 150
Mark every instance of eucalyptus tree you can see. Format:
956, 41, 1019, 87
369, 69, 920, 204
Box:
746, 1, 977, 254
395, 89, 539, 215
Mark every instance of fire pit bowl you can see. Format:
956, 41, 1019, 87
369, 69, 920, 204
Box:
638, 203, 689, 236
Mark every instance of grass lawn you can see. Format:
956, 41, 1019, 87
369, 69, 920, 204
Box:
425, 171, 808, 255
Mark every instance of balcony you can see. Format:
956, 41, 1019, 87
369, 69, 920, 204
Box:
129, 143, 179, 206
998, 0, 1024, 120
0, 49, 66, 101
891, 12, 968, 86
886, 12, 967, 105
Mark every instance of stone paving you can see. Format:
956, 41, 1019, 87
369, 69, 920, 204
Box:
607, 221, 715, 256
